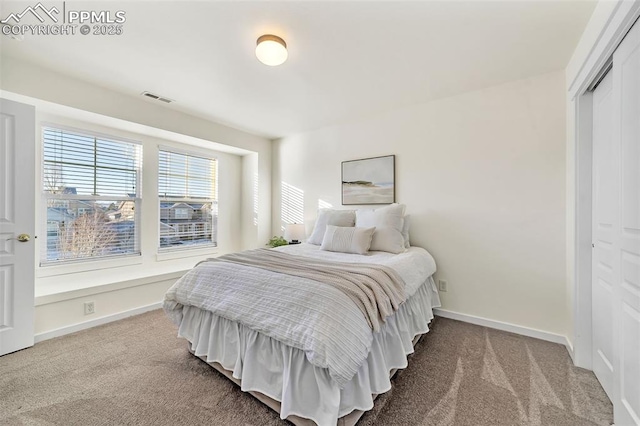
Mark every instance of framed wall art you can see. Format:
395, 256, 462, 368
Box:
341, 155, 395, 205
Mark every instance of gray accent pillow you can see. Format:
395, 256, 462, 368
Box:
320, 225, 376, 255
308, 209, 356, 245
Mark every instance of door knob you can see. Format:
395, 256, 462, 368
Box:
6, 234, 30, 242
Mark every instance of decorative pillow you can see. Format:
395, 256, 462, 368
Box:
308, 209, 356, 245
402, 214, 411, 248
320, 225, 375, 255
356, 203, 406, 254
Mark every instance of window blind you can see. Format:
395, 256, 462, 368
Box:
158, 150, 217, 200
42, 127, 141, 264
43, 128, 139, 197
158, 149, 218, 249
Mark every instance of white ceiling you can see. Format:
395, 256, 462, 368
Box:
0, 1, 596, 139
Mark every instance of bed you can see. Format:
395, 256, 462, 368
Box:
164, 241, 439, 425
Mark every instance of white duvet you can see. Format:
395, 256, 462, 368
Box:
164, 244, 436, 388
275, 244, 437, 297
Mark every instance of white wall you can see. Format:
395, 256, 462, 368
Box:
273, 71, 568, 336
1, 57, 272, 338
0, 56, 272, 246
34, 274, 181, 339
31, 113, 245, 335
241, 153, 260, 250
565, 1, 619, 86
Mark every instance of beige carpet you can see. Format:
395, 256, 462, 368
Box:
0, 310, 612, 426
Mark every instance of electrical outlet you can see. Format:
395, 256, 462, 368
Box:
84, 301, 95, 315
438, 279, 448, 292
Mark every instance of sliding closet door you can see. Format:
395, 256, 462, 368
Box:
612, 17, 640, 426
591, 70, 616, 401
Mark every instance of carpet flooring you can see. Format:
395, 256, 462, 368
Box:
0, 310, 612, 426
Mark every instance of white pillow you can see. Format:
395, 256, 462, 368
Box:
320, 225, 375, 255
356, 203, 406, 254
402, 214, 411, 248
307, 209, 356, 245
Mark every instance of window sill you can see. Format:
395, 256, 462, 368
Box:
37, 254, 143, 278
35, 270, 187, 306
35, 249, 225, 301
156, 245, 218, 262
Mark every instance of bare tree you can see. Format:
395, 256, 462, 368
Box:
58, 211, 116, 259
44, 164, 65, 194
44, 164, 69, 210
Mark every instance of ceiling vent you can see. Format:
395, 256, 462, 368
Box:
141, 91, 174, 104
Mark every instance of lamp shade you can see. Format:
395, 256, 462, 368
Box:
285, 223, 305, 242
256, 34, 288, 66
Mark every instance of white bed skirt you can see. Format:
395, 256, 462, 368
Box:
177, 276, 441, 425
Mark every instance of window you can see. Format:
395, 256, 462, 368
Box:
42, 127, 142, 264
174, 208, 190, 219
158, 149, 218, 249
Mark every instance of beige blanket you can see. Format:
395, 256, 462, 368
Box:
212, 248, 406, 331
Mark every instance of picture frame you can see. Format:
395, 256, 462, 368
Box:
341, 155, 395, 205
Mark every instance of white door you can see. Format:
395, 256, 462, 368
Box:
0, 98, 36, 356
591, 70, 616, 401
612, 18, 640, 426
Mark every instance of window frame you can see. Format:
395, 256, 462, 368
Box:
157, 146, 218, 253
39, 123, 143, 267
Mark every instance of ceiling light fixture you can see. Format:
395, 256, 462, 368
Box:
255, 34, 288, 66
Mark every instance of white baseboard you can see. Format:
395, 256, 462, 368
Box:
433, 308, 569, 347
34, 302, 163, 343
34, 304, 576, 359
565, 337, 576, 363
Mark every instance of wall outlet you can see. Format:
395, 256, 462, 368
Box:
84, 301, 95, 315
438, 279, 448, 292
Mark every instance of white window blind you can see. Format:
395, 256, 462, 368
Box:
42, 127, 141, 264
158, 149, 218, 249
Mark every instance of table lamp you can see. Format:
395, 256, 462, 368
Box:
285, 223, 305, 244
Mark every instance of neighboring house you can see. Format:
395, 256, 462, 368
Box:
109, 196, 136, 221
46, 191, 133, 259
46, 200, 97, 229
160, 202, 194, 220
46, 188, 97, 217
159, 202, 215, 247
69, 200, 96, 216
46, 207, 75, 235
45, 207, 75, 256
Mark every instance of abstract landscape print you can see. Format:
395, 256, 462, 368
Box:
342, 155, 395, 205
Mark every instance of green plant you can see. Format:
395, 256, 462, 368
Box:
267, 236, 288, 248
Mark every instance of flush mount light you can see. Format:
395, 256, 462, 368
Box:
255, 34, 288, 66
